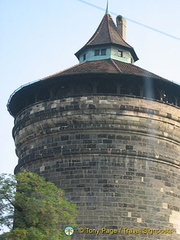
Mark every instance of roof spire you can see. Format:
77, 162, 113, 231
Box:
105, 0, 108, 14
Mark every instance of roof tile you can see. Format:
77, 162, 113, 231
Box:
42, 59, 164, 81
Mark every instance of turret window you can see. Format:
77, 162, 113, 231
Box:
94, 49, 106, 56
101, 49, 106, 55
118, 50, 123, 57
83, 54, 86, 61
95, 49, 100, 56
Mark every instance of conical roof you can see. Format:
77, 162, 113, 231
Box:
75, 14, 138, 62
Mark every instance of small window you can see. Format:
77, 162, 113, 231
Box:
95, 49, 100, 56
101, 49, 106, 55
118, 50, 123, 57
83, 54, 86, 61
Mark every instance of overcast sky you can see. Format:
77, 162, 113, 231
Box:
1, 0, 180, 175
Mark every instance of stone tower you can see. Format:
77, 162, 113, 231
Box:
8, 10, 180, 240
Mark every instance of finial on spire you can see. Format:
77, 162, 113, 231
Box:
105, 0, 108, 14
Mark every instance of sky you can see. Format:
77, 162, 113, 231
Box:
0, 0, 180, 175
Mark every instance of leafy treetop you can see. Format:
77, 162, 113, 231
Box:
0, 172, 77, 240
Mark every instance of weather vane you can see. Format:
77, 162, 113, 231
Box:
106, 0, 109, 14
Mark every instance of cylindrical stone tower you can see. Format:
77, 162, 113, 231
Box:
8, 12, 180, 240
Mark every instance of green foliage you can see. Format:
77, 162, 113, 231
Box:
0, 172, 77, 239
0, 173, 16, 231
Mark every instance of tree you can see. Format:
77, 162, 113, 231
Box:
0, 172, 77, 239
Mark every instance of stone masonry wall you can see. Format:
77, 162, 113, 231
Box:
13, 95, 180, 239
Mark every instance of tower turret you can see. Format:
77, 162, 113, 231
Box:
75, 12, 138, 64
